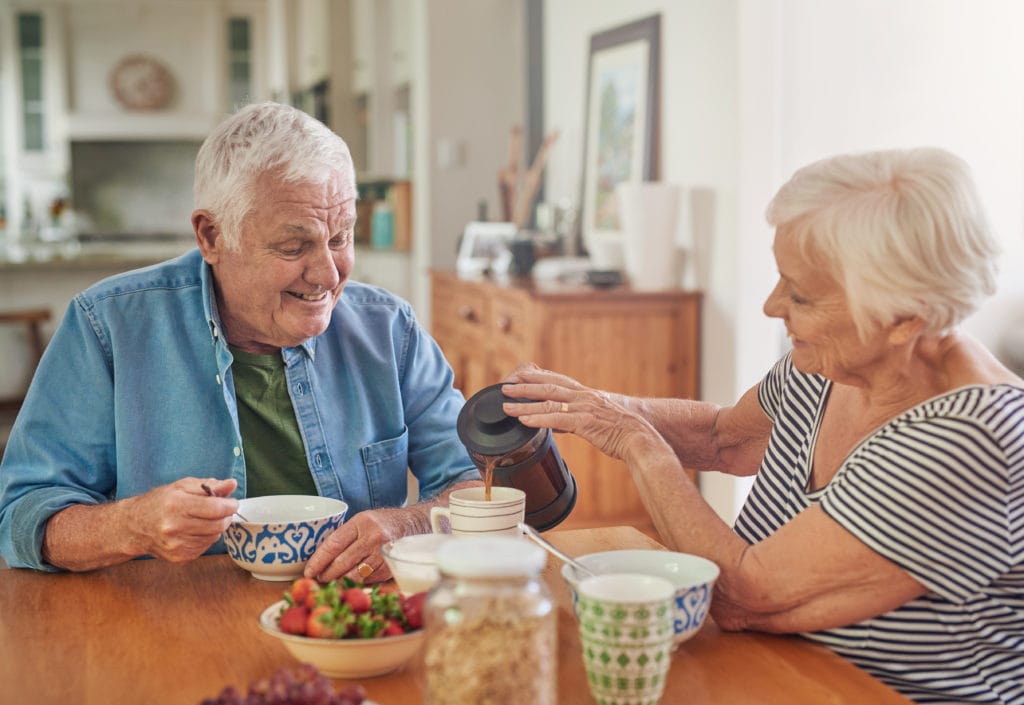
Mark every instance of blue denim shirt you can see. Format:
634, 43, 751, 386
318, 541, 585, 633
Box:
0, 249, 478, 570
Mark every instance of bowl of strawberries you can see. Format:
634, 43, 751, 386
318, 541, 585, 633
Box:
258, 576, 427, 679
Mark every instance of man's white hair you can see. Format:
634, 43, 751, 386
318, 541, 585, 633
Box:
193, 102, 356, 250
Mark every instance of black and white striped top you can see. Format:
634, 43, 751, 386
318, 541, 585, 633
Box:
734, 353, 1024, 704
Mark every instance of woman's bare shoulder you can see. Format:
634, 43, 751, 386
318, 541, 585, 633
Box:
940, 332, 1024, 387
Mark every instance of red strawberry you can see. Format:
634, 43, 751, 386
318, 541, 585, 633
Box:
306, 605, 336, 639
401, 592, 426, 630
343, 587, 372, 614
381, 619, 405, 637
288, 577, 320, 608
278, 605, 310, 636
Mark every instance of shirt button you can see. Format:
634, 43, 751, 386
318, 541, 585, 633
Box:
216, 374, 222, 385
233, 447, 241, 457
294, 383, 304, 395
315, 454, 323, 467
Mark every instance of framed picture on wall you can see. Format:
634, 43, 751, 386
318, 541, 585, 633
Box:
456, 221, 516, 275
578, 14, 661, 256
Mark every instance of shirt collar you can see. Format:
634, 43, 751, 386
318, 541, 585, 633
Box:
199, 255, 224, 345
284, 338, 317, 364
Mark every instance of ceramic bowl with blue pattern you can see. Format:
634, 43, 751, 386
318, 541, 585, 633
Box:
561, 549, 720, 649
222, 495, 349, 581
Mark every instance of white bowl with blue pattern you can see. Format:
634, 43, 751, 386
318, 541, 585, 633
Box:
561, 549, 720, 648
222, 495, 348, 581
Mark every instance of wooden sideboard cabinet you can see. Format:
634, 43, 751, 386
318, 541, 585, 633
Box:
430, 270, 702, 531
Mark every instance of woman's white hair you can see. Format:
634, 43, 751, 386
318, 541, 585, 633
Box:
765, 147, 1000, 338
193, 101, 356, 250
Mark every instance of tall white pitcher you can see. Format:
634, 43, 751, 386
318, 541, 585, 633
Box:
616, 181, 683, 290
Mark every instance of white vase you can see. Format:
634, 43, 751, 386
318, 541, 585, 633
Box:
615, 182, 682, 290
588, 233, 625, 270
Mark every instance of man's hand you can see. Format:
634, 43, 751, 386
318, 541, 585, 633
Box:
42, 477, 240, 571
303, 480, 482, 584
128, 477, 241, 563
303, 508, 402, 584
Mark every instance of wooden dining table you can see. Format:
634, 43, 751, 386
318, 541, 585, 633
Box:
0, 525, 914, 705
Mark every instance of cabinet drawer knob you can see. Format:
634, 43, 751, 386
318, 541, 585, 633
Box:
457, 305, 478, 322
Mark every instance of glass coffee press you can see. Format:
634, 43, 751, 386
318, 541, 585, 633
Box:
456, 383, 577, 531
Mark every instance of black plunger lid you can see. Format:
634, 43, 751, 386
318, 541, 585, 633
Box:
457, 383, 539, 456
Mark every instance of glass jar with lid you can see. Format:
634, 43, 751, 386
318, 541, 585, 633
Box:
423, 536, 556, 705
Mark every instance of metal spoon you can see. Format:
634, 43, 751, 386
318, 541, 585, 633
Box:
518, 521, 595, 578
201, 483, 252, 523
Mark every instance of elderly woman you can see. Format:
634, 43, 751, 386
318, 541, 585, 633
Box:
502, 147, 1023, 704
0, 102, 480, 579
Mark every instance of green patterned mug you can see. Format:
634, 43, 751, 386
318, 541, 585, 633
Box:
576, 573, 676, 705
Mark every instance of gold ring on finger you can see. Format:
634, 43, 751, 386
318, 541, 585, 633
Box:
560, 402, 569, 412
357, 561, 373, 578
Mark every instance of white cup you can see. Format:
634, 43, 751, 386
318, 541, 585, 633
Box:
430, 486, 526, 537
381, 533, 450, 594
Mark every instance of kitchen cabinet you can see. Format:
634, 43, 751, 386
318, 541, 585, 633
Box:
2, 0, 271, 236
61, 1, 228, 140
345, 0, 412, 178
353, 246, 412, 301
430, 270, 702, 531
389, 0, 412, 87
350, 0, 410, 93
2, 4, 69, 221
1, 7, 61, 243
293, 0, 330, 89
350, 0, 374, 94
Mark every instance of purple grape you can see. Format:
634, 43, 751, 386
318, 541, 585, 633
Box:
215, 685, 245, 705
200, 665, 363, 705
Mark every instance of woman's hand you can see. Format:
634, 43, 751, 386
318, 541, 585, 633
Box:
500, 364, 662, 463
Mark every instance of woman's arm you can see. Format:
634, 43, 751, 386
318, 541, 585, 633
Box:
618, 384, 772, 476
622, 432, 925, 632
503, 366, 926, 634
711, 503, 928, 632
502, 364, 772, 476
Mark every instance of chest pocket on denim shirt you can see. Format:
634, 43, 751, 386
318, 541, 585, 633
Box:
360, 427, 410, 508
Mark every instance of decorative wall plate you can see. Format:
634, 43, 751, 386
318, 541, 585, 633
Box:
109, 54, 175, 111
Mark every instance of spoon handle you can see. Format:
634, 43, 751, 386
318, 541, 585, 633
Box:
201, 483, 252, 523
518, 522, 594, 577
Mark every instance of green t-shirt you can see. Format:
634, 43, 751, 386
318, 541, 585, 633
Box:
229, 346, 318, 497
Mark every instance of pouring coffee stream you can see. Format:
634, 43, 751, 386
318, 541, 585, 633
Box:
481, 450, 514, 502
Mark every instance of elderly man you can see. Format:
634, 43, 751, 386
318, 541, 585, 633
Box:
0, 102, 480, 580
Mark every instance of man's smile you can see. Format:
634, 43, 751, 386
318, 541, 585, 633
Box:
288, 290, 329, 302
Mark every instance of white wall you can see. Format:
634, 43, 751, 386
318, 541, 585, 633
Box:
543, 0, 744, 519
736, 0, 1024, 514
544, 0, 1024, 522
754, 0, 1024, 355
411, 0, 525, 316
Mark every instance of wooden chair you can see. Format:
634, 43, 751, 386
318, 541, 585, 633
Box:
0, 308, 50, 413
